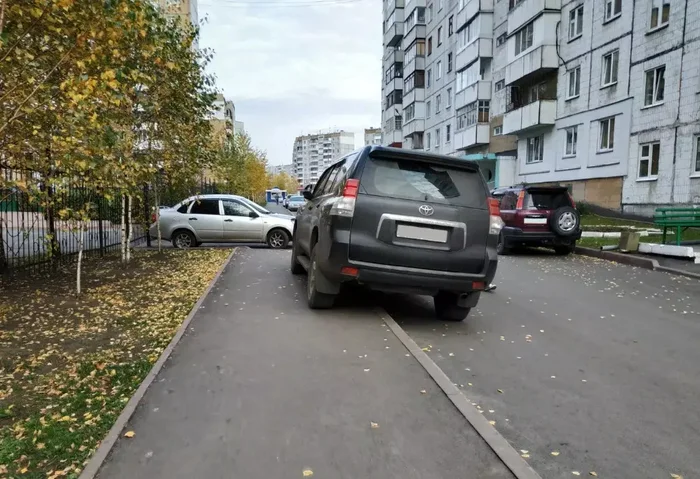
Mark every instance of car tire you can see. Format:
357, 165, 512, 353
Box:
290, 234, 305, 275
434, 291, 470, 322
172, 230, 196, 249
496, 231, 510, 255
267, 228, 290, 249
554, 243, 575, 256
550, 206, 580, 237
307, 245, 336, 309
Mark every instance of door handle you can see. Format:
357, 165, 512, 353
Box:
189, 217, 198, 221
224, 219, 233, 222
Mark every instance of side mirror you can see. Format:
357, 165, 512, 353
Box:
302, 191, 313, 200
249, 211, 259, 218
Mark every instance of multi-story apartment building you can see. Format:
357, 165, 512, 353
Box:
292, 131, 355, 187
381, 0, 700, 214
364, 127, 383, 145
267, 164, 295, 177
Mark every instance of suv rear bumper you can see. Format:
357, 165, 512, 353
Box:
501, 226, 581, 246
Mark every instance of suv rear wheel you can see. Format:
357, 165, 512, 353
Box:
307, 245, 336, 309
434, 291, 470, 322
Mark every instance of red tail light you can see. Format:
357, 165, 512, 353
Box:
343, 179, 360, 198
151, 213, 157, 223
488, 197, 500, 216
515, 190, 525, 210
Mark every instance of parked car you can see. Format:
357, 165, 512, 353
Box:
236, 195, 295, 221
151, 194, 294, 249
491, 185, 581, 255
291, 145, 502, 321
286, 195, 306, 212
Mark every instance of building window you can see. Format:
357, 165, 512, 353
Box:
447, 52, 453, 72
695, 136, 700, 173
437, 61, 443, 79
438, 0, 444, 10
405, 7, 426, 30
515, 22, 534, 55
567, 66, 581, 99
564, 126, 578, 156
644, 65, 665, 106
438, 26, 443, 46
428, 37, 433, 55
405, 40, 426, 64
602, 49, 619, 87
496, 33, 506, 47
457, 108, 467, 130
493, 126, 503, 136
569, 5, 584, 40
599, 117, 615, 151
405, 103, 415, 121
446, 87, 452, 108
427, 69, 432, 87
394, 116, 403, 130
526, 136, 544, 164
426, 132, 431, 149
448, 16, 454, 35
639, 142, 660, 178
404, 70, 425, 92
446, 124, 451, 142
436, 128, 441, 147
604, 0, 622, 21
427, 4, 433, 22
649, 0, 670, 30
465, 102, 477, 127
495, 79, 505, 91
426, 100, 431, 118
436, 94, 442, 112
478, 100, 490, 122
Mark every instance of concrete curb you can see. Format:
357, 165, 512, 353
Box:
78, 248, 237, 479
376, 308, 543, 479
575, 247, 700, 280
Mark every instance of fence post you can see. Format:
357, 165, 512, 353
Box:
144, 183, 151, 247
98, 195, 105, 257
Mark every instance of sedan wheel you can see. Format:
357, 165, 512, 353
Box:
173, 231, 195, 249
267, 229, 290, 249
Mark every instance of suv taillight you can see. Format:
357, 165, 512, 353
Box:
151, 212, 157, 223
330, 178, 359, 217
488, 197, 504, 235
515, 190, 525, 210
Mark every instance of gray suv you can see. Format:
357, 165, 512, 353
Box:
291, 146, 502, 321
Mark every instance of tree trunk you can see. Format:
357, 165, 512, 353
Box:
76, 222, 84, 296
120, 194, 126, 264
155, 187, 162, 253
126, 195, 132, 263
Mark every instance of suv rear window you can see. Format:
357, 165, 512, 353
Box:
360, 157, 487, 208
525, 190, 572, 210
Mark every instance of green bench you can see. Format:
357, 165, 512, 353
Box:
653, 207, 700, 245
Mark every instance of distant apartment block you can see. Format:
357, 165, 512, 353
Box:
381, 0, 700, 213
292, 131, 355, 186
364, 127, 383, 145
268, 164, 295, 177
209, 93, 236, 143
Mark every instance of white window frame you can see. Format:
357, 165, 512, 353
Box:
598, 117, 615, 152
638, 142, 660, 179
446, 87, 452, 109
569, 5, 584, 40
438, 26, 443, 45
604, 0, 622, 22
602, 50, 619, 87
644, 65, 665, 107
435, 128, 441, 147
426, 100, 432, 118
564, 126, 578, 157
567, 66, 581, 99
436, 94, 442, 113
446, 124, 451, 142
437, 60, 443, 79
649, 0, 670, 31
493, 126, 503, 136
526, 136, 544, 164
438, 0, 444, 11
515, 22, 534, 55
495, 79, 505, 91
694, 136, 700, 175
426, 132, 431, 149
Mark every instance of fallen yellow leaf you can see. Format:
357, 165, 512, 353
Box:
488, 420, 496, 425
303, 469, 314, 477
572, 472, 581, 476
589, 473, 598, 477
670, 475, 683, 479
370, 422, 379, 429
551, 451, 560, 456
124, 431, 135, 438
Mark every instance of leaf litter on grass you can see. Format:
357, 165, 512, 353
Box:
0, 249, 231, 478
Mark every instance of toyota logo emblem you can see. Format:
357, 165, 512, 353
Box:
419, 205, 434, 216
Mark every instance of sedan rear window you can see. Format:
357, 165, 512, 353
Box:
360, 157, 487, 208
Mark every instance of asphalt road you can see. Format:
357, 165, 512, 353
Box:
382, 250, 700, 479
97, 248, 514, 479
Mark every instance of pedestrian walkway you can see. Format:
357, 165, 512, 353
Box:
97, 248, 514, 479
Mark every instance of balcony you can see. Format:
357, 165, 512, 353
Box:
383, 129, 404, 145
454, 124, 490, 150
384, 19, 404, 47
456, 0, 493, 31
384, 48, 404, 64
505, 44, 558, 85
386, 77, 403, 92
384, 0, 405, 14
403, 87, 425, 105
503, 99, 556, 135
455, 37, 492, 72
403, 24, 426, 48
455, 80, 491, 110
403, 118, 425, 136
403, 56, 425, 77
507, 0, 560, 34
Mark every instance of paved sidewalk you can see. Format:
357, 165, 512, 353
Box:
97, 248, 514, 479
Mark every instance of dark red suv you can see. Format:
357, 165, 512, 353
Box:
491, 185, 581, 255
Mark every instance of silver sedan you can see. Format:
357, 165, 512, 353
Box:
151, 195, 295, 249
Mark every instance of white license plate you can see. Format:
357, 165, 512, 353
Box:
396, 224, 448, 243
524, 217, 548, 225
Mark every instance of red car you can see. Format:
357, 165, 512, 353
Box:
491, 185, 581, 255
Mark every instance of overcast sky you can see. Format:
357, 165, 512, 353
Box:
198, 0, 383, 166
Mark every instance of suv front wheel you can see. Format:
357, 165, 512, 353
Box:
434, 291, 470, 322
